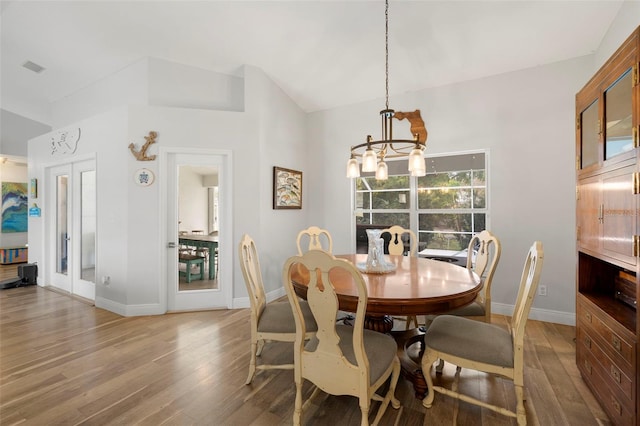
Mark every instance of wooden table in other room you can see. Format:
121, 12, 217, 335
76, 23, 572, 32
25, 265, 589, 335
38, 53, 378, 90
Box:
179, 234, 218, 280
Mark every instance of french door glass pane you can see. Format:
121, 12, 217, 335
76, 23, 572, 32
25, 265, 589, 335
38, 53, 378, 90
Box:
81, 170, 96, 282
56, 175, 68, 275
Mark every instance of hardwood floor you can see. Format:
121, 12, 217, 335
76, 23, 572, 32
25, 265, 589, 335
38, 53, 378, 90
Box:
0, 281, 613, 425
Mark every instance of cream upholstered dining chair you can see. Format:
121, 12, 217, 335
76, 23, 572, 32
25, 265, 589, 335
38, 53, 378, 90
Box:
421, 241, 544, 425
296, 226, 333, 254
380, 225, 417, 256
407, 230, 502, 331
283, 250, 401, 426
238, 234, 317, 385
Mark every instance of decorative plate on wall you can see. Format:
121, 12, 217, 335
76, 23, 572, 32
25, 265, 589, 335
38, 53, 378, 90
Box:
134, 168, 154, 186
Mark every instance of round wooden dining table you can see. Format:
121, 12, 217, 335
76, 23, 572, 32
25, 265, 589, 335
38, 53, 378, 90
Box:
290, 253, 482, 399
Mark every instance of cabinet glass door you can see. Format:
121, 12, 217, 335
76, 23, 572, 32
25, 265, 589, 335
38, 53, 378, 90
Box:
580, 99, 600, 169
604, 69, 633, 160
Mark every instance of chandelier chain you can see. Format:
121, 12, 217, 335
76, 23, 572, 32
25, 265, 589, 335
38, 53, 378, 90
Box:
385, 0, 389, 110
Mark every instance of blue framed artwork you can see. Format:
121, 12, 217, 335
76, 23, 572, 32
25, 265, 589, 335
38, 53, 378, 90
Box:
2, 182, 28, 233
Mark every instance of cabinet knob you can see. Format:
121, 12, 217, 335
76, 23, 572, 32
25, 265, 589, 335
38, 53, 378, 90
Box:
611, 397, 622, 415
584, 336, 591, 348
585, 312, 592, 323
610, 365, 621, 383
612, 335, 621, 352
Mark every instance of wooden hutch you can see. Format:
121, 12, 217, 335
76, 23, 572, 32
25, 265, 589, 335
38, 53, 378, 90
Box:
575, 26, 639, 426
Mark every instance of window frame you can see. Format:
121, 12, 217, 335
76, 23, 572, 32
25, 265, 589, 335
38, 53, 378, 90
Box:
353, 150, 488, 255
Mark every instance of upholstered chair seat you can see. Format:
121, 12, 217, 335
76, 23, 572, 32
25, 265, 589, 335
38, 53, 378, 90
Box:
422, 241, 544, 425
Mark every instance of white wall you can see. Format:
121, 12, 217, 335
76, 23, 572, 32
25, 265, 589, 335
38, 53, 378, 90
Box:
1, 109, 51, 157
28, 108, 130, 307
52, 59, 149, 129
51, 57, 245, 129
594, 2, 640, 71
240, 65, 310, 295
148, 58, 244, 113
309, 55, 595, 325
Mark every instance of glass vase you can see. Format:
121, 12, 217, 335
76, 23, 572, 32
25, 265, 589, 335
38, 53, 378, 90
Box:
357, 229, 396, 274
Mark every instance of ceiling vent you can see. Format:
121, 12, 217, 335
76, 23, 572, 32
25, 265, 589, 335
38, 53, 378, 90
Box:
22, 60, 45, 73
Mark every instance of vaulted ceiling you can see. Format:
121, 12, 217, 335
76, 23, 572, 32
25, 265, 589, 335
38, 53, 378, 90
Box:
0, 1, 625, 125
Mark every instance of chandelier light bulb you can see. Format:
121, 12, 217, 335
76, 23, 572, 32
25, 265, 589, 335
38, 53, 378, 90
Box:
408, 147, 425, 172
362, 148, 378, 172
346, 157, 360, 178
410, 160, 426, 177
375, 160, 388, 180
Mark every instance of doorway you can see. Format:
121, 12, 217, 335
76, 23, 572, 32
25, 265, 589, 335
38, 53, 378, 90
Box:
163, 150, 232, 311
46, 159, 96, 300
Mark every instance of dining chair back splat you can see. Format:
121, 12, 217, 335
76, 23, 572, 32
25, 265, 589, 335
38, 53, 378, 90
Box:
455, 229, 502, 322
283, 250, 401, 426
421, 241, 544, 425
407, 229, 501, 330
380, 225, 417, 256
238, 234, 317, 385
296, 226, 333, 254
380, 225, 418, 330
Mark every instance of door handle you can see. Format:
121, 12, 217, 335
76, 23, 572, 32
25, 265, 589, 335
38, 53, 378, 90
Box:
167, 242, 177, 248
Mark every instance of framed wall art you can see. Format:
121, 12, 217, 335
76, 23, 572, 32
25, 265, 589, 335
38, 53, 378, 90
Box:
1, 182, 28, 233
273, 166, 302, 209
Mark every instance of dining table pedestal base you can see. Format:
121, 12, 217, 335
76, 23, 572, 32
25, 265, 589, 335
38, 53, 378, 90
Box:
363, 314, 394, 333
392, 327, 428, 400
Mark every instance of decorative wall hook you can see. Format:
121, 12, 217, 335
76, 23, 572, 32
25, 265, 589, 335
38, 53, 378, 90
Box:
129, 131, 157, 161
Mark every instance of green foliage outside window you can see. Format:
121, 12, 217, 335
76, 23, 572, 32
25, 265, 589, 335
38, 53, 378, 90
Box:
355, 153, 486, 253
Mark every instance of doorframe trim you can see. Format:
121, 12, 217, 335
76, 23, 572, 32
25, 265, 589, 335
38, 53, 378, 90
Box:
158, 147, 234, 312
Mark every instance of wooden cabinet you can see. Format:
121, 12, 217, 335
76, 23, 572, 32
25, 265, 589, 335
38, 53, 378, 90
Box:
576, 26, 639, 426
577, 164, 638, 268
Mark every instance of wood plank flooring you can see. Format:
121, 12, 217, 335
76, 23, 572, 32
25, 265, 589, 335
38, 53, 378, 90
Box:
0, 273, 613, 425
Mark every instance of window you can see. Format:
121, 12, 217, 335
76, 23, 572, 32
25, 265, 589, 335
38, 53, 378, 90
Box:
354, 151, 487, 256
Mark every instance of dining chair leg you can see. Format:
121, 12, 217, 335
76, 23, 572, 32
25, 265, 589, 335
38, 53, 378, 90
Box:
246, 340, 257, 385
422, 352, 439, 409
293, 381, 304, 426
515, 383, 526, 425
359, 403, 369, 426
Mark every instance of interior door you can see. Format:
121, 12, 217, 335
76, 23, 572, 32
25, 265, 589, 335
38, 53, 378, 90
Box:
47, 159, 96, 300
166, 152, 229, 311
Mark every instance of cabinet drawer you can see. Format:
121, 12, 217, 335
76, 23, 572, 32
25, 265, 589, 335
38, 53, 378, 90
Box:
577, 327, 634, 401
577, 299, 635, 371
577, 341, 635, 426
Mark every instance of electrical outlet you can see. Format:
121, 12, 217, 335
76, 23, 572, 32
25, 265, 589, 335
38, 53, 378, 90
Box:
538, 285, 547, 296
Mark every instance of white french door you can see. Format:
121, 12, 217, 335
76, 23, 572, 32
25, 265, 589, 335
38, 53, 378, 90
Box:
46, 159, 96, 300
164, 151, 231, 311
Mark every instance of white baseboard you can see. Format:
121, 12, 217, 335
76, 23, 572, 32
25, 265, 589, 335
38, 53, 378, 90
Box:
233, 287, 286, 310
95, 297, 165, 317
492, 303, 575, 326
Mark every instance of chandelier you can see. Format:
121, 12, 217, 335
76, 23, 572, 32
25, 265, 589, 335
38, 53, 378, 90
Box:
346, 0, 427, 180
